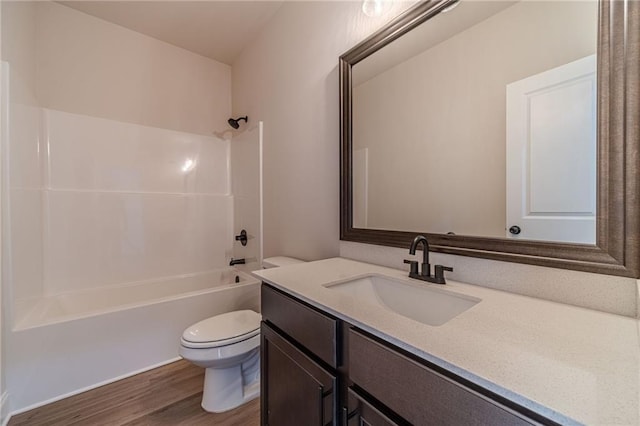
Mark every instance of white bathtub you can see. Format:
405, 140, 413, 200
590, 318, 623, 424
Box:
6, 269, 261, 415
13, 269, 257, 330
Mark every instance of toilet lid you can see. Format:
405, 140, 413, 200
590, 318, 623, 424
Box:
182, 310, 261, 346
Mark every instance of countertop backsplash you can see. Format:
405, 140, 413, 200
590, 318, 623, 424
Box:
340, 241, 639, 318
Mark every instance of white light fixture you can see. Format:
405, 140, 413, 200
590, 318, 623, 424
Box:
362, 0, 391, 17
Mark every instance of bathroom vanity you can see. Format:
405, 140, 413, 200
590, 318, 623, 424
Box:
254, 258, 640, 426
261, 284, 541, 425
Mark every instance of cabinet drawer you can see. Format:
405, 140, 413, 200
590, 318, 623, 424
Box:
345, 388, 400, 426
349, 329, 537, 426
261, 283, 338, 368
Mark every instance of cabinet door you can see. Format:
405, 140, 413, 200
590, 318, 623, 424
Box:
345, 389, 402, 426
349, 329, 539, 426
261, 323, 336, 426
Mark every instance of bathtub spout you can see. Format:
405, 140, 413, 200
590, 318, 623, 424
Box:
229, 258, 246, 266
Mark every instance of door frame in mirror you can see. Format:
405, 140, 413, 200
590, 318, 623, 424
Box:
339, 0, 640, 277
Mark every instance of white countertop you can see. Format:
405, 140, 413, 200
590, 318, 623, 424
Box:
253, 257, 640, 426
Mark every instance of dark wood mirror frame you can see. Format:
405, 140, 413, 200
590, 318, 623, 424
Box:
340, 0, 640, 277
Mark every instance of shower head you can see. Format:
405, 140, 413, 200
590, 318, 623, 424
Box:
228, 116, 248, 129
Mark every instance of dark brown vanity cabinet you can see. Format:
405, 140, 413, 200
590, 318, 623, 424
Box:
348, 330, 537, 426
261, 283, 553, 426
261, 324, 336, 425
261, 284, 339, 426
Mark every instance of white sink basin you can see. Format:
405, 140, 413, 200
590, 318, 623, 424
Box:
324, 274, 480, 326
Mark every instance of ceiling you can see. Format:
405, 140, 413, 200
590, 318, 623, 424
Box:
58, 1, 284, 65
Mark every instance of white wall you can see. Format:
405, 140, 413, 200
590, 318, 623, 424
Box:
35, 1, 231, 137
234, 1, 638, 317
0, 2, 37, 107
232, 1, 417, 261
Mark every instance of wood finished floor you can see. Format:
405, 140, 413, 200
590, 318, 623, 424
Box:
8, 360, 260, 426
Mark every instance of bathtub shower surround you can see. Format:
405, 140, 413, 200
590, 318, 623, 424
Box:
231, 123, 263, 272
9, 108, 234, 329
3, 103, 42, 312
2, 106, 263, 413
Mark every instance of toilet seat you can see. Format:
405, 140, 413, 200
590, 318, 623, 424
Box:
181, 310, 261, 349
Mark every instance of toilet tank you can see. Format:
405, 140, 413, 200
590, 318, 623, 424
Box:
262, 256, 305, 269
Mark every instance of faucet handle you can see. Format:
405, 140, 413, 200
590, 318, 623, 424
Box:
433, 265, 453, 284
403, 259, 419, 276
235, 229, 248, 246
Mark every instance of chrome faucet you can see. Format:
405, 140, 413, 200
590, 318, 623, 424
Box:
404, 235, 453, 284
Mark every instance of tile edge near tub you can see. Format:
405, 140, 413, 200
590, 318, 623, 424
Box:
340, 241, 638, 318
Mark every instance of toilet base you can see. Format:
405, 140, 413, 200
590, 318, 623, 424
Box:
200, 350, 260, 413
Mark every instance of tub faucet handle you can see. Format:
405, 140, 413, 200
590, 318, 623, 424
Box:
229, 258, 246, 266
235, 230, 248, 246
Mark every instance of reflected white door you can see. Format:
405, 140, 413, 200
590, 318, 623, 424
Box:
506, 55, 596, 244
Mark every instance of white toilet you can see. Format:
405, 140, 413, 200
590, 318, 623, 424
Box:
180, 310, 261, 413
179, 256, 305, 413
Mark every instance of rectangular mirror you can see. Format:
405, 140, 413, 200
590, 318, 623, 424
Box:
340, 0, 640, 277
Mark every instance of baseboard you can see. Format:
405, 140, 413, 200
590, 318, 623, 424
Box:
1, 392, 10, 426
8, 357, 181, 418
